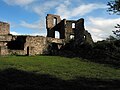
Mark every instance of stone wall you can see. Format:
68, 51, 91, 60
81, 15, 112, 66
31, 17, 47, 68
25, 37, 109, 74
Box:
74, 18, 85, 45
0, 35, 12, 41
65, 20, 76, 42
0, 14, 93, 56
46, 14, 93, 44
84, 30, 93, 45
7, 36, 64, 56
46, 14, 66, 39
0, 46, 8, 55
46, 14, 61, 29
25, 36, 47, 55
46, 14, 61, 38
0, 22, 10, 35
9, 50, 25, 55
24, 36, 65, 55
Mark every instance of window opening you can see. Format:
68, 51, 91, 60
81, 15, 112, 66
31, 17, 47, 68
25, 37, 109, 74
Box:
72, 23, 75, 28
70, 35, 74, 40
53, 17, 57, 25
55, 31, 60, 39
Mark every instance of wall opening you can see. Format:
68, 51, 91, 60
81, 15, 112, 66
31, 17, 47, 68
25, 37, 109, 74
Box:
70, 35, 74, 40
84, 35, 86, 39
72, 23, 75, 28
53, 17, 57, 25
55, 31, 60, 39
27, 46, 29, 56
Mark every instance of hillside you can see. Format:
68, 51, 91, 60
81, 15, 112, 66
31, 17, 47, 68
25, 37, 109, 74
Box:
0, 56, 120, 89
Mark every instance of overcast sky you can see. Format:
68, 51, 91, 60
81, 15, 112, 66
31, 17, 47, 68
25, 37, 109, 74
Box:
0, 0, 120, 41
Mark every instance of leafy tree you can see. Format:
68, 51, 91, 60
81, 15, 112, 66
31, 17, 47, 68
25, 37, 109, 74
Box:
106, 35, 117, 41
107, 0, 120, 14
113, 24, 120, 39
107, 0, 120, 38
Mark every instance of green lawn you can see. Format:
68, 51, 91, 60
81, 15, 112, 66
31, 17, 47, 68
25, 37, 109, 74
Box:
0, 56, 120, 89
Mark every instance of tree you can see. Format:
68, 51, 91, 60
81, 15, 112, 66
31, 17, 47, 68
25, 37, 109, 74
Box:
113, 24, 120, 39
106, 35, 117, 41
107, 0, 120, 38
107, 0, 120, 15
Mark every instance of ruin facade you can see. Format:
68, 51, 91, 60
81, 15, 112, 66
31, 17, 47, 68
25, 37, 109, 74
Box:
0, 14, 93, 56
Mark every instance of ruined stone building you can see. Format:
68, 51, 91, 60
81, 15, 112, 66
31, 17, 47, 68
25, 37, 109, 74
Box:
0, 14, 93, 56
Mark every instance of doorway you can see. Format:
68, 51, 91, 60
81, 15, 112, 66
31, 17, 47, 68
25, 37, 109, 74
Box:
27, 46, 29, 56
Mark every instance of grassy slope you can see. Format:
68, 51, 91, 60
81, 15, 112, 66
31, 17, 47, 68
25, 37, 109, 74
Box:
0, 56, 120, 80
0, 56, 120, 89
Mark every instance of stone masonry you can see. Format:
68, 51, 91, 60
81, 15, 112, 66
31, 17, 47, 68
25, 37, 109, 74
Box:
46, 14, 93, 44
0, 14, 93, 56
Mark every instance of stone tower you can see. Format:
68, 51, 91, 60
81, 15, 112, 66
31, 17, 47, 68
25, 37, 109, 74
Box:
0, 21, 10, 35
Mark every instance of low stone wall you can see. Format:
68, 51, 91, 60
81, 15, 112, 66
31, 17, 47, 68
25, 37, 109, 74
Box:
9, 50, 25, 55
22, 36, 65, 55
0, 35, 12, 41
24, 36, 48, 55
47, 37, 65, 44
0, 46, 8, 55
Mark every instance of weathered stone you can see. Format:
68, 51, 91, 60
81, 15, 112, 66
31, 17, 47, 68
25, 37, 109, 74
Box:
46, 14, 65, 39
84, 30, 93, 45
0, 14, 93, 56
0, 21, 10, 35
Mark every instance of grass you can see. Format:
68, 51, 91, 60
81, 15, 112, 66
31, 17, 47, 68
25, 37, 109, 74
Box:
0, 56, 120, 89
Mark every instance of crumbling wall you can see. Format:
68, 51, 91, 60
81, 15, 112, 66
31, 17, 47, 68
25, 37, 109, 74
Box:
0, 14, 94, 56
7, 36, 27, 50
7, 36, 47, 55
46, 14, 61, 29
0, 22, 10, 35
84, 30, 93, 45
9, 50, 25, 55
0, 35, 12, 41
46, 14, 61, 38
5, 35, 64, 56
24, 36, 65, 55
46, 14, 93, 45
46, 14, 66, 39
25, 36, 48, 55
0, 46, 8, 55
0, 35, 12, 55
0, 42, 8, 55
65, 20, 76, 42
74, 18, 85, 45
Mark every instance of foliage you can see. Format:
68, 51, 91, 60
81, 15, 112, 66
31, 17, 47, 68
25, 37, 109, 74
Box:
106, 35, 117, 41
60, 38, 120, 67
107, 0, 120, 15
107, 0, 120, 38
113, 24, 120, 39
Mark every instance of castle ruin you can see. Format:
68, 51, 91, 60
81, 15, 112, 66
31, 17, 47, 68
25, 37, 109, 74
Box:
0, 14, 93, 56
